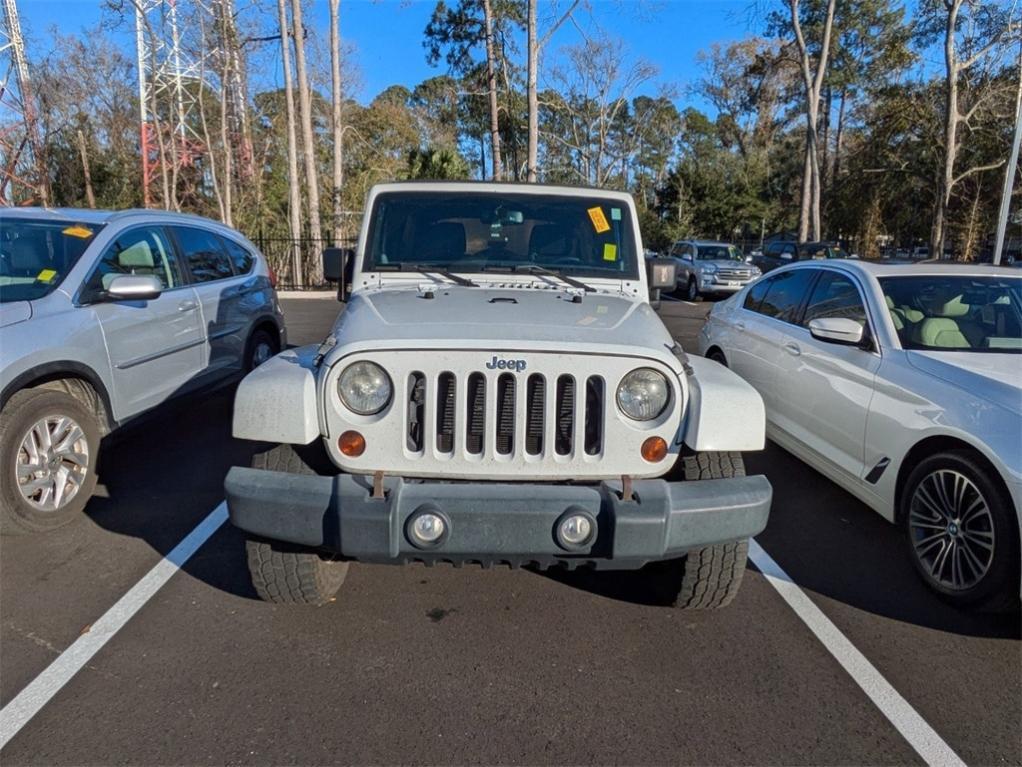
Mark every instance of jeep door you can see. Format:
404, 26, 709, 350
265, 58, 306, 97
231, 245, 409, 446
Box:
171, 225, 248, 379
81, 225, 204, 418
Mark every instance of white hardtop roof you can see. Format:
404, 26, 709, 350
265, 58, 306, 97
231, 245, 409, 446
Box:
368, 181, 635, 203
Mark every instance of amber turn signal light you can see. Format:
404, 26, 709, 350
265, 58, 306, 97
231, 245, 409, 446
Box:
640, 436, 668, 462
338, 430, 366, 457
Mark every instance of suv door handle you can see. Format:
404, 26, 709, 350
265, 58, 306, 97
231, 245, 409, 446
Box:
178, 300, 198, 313
735, 321, 746, 331
783, 342, 801, 356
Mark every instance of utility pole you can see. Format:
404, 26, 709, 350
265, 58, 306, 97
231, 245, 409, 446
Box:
993, 41, 1022, 266
0, 0, 49, 205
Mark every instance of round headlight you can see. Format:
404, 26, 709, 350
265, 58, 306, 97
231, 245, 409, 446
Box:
616, 368, 670, 421
338, 361, 392, 415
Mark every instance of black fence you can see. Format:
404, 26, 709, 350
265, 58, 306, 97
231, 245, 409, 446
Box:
253, 233, 357, 290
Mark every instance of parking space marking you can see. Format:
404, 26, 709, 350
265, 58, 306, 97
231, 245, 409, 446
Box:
0, 503, 228, 751
749, 540, 965, 767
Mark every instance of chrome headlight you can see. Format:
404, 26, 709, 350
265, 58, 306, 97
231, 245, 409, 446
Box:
616, 368, 670, 421
337, 361, 392, 415
701, 263, 718, 274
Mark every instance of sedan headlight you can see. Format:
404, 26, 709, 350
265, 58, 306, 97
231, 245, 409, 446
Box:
616, 368, 670, 421
338, 361, 392, 415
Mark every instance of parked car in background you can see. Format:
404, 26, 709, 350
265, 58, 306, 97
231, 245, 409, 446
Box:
667, 240, 761, 300
0, 207, 286, 534
699, 260, 1021, 608
753, 240, 850, 273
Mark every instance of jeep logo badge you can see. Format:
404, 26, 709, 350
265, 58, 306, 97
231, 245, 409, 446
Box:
486, 356, 527, 372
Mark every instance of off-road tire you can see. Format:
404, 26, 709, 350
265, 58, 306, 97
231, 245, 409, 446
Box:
244, 442, 347, 605
673, 539, 750, 609
901, 450, 1019, 610
0, 388, 101, 535
683, 450, 745, 479
245, 537, 349, 606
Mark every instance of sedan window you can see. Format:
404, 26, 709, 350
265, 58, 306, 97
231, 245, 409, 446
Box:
802, 272, 867, 327
757, 269, 817, 323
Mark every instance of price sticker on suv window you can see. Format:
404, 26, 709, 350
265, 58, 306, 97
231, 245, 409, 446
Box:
587, 206, 611, 233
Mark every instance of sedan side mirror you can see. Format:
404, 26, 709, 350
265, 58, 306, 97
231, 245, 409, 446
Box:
808, 317, 865, 346
647, 257, 677, 290
106, 274, 162, 301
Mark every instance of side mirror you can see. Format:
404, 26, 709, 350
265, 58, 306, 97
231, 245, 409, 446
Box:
808, 317, 865, 346
105, 274, 162, 301
780, 252, 794, 261
323, 247, 356, 302
647, 257, 677, 290
681, 253, 694, 262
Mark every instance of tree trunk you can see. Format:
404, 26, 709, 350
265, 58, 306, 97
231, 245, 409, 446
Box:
76, 129, 96, 208
526, 0, 538, 182
277, 0, 303, 287
833, 87, 846, 180
329, 0, 344, 245
932, 0, 962, 260
799, 143, 811, 242
482, 0, 503, 181
291, 0, 323, 281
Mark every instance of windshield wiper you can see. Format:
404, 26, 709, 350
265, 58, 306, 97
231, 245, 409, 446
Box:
513, 264, 594, 293
378, 263, 478, 287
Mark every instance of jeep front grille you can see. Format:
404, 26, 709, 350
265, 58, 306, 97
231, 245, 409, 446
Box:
404, 369, 605, 461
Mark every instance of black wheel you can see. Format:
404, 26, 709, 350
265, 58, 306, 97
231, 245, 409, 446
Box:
902, 450, 1019, 609
656, 450, 750, 608
245, 442, 347, 605
706, 348, 727, 366
245, 328, 279, 372
0, 388, 100, 534
685, 277, 700, 301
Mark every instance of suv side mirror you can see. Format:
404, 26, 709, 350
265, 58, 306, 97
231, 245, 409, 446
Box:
647, 257, 677, 290
105, 274, 162, 301
323, 247, 356, 301
808, 317, 865, 346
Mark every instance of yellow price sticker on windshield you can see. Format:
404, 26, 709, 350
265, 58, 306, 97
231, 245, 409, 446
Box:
36, 269, 57, 283
587, 206, 611, 233
603, 243, 618, 261
62, 225, 93, 239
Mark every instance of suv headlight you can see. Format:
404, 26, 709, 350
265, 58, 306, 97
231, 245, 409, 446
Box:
338, 361, 392, 415
701, 264, 718, 274
616, 368, 670, 421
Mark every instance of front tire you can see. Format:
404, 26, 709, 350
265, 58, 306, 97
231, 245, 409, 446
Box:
685, 278, 700, 301
0, 388, 100, 535
902, 451, 1019, 609
245, 442, 347, 605
660, 450, 750, 609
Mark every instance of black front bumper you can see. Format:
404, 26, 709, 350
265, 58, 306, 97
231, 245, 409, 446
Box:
225, 467, 772, 570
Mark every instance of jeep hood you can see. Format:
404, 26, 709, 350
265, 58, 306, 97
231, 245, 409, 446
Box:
327, 287, 679, 367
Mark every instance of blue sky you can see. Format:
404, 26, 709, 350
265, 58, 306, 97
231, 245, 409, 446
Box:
19, 0, 764, 112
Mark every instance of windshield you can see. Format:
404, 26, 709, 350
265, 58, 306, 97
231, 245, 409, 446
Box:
879, 275, 1022, 353
363, 191, 639, 280
696, 244, 743, 261
0, 217, 103, 303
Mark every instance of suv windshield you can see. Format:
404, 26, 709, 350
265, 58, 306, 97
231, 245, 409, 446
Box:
0, 217, 103, 303
363, 191, 638, 280
696, 245, 742, 261
879, 275, 1022, 353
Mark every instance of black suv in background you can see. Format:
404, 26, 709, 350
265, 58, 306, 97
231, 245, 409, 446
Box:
753, 240, 850, 273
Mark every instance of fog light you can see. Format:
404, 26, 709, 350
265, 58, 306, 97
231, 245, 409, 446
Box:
338, 430, 365, 457
554, 507, 596, 550
641, 436, 668, 462
406, 506, 449, 549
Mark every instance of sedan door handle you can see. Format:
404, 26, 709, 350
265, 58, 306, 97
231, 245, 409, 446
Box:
178, 300, 199, 313
783, 342, 801, 356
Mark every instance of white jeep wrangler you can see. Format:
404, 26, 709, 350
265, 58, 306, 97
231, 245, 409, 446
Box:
225, 182, 771, 608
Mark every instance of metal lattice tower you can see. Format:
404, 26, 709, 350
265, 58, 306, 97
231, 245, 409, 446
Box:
0, 0, 48, 206
135, 0, 216, 208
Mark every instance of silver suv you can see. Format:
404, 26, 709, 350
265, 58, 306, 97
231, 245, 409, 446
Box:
668, 240, 760, 300
0, 208, 286, 533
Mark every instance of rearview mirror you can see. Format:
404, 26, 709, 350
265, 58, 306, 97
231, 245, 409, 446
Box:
647, 257, 677, 290
106, 274, 162, 301
808, 317, 865, 346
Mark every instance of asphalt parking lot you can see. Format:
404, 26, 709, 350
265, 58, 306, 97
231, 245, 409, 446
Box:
1, 294, 1019, 766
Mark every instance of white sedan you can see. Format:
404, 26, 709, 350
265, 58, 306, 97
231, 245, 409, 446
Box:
698, 260, 1021, 608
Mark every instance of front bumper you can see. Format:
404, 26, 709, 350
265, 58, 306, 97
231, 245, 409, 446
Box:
701, 279, 752, 294
225, 467, 772, 570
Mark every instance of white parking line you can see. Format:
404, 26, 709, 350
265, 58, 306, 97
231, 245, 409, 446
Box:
0, 503, 228, 752
748, 540, 966, 767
